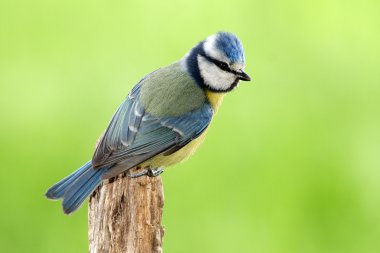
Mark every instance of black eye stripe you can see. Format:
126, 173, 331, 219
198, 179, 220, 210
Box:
199, 53, 239, 75
215, 61, 229, 70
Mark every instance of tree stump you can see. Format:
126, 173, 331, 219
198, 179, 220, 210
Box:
88, 169, 164, 253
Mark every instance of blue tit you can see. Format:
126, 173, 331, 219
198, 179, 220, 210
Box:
46, 31, 251, 214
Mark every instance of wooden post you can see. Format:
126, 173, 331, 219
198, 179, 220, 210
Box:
88, 169, 165, 253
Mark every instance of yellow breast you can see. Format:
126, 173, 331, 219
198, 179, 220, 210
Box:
206, 90, 226, 112
140, 91, 226, 168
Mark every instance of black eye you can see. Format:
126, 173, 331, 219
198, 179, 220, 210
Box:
215, 61, 230, 70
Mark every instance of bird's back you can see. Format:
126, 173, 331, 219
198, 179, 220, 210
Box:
139, 61, 207, 117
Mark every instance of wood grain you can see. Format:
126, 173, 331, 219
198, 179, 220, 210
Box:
88, 169, 164, 253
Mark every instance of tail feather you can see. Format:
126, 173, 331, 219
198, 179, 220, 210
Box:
61, 167, 106, 214
45, 161, 92, 200
45, 161, 110, 214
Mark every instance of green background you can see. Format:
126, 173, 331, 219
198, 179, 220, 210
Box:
1, 0, 380, 252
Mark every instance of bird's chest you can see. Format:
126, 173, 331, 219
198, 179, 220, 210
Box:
206, 90, 225, 112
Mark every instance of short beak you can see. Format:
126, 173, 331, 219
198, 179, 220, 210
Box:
237, 71, 251, 81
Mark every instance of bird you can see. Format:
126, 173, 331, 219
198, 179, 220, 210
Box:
45, 31, 251, 214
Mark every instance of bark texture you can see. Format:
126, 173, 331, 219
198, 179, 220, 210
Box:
88, 170, 164, 253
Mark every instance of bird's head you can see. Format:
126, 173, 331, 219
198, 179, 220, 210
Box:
185, 32, 251, 92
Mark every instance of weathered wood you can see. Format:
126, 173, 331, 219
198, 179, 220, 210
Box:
88, 168, 165, 253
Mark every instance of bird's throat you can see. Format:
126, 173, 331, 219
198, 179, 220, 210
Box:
206, 91, 225, 113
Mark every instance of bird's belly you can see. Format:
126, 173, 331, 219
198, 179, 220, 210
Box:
140, 130, 209, 168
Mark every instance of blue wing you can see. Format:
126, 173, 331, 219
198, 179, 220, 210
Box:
92, 82, 213, 178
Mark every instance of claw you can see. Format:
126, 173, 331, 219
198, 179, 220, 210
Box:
127, 167, 164, 178
147, 167, 164, 177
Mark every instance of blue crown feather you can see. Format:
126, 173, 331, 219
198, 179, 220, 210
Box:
214, 32, 245, 64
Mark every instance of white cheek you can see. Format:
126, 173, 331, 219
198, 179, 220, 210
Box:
197, 55, 236, 91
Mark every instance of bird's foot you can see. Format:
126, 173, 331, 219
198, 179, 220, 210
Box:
127, 167, 164, 178
147, 167, 164, 177
127, 169, 149, 178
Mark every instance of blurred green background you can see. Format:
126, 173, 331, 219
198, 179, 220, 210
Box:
1, 0, 380, 252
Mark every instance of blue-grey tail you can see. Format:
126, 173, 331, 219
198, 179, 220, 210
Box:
45, 161, 109, 214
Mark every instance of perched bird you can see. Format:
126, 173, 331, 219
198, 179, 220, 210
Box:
46, 32, 251, 214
